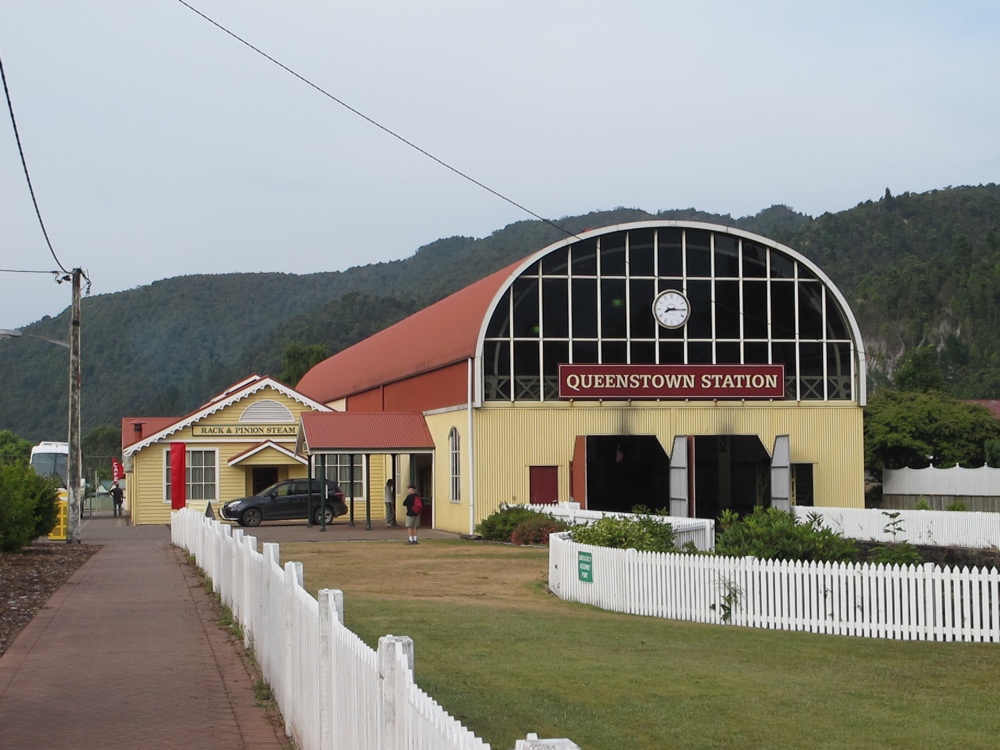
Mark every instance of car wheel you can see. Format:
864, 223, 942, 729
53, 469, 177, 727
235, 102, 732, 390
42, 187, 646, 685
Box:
314, 505, 335, 526
240, 507, 263, 527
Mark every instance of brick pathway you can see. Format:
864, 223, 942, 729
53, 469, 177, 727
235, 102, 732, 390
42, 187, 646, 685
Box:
0, 516, 290, 749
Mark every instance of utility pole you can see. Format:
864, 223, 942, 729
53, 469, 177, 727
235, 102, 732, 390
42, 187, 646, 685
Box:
66, 268, 83, 544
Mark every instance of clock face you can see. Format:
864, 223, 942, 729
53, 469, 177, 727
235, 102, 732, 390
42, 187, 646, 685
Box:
652, 290, 690, 329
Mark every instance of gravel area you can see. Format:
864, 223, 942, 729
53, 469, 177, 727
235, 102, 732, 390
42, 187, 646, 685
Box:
0, 542, 99, 657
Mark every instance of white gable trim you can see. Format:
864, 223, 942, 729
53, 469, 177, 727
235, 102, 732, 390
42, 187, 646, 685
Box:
228, 440, 306, 466
124, 376, 331, 456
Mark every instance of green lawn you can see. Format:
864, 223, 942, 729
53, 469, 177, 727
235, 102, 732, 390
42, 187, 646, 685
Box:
287, 539, 1000, 750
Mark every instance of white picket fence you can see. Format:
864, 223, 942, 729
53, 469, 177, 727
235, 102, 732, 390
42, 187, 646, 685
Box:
525, 503, 716, 551
792, 506, 1000, 548
171, 509, 493, 750
549, 533, 1000, 642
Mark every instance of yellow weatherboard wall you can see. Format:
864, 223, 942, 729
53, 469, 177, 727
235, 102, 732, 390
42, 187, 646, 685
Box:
426, 400, 862, 535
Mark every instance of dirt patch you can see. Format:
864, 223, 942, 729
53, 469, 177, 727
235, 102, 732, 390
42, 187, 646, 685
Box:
282, 539, 552, 609
855, 540, 1000, 569
0, 542, 100, 656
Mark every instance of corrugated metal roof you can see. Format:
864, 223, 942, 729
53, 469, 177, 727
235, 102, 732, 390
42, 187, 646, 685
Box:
122, 417, 178, 450
299, 411, 435, 454
296, 261, 520, 403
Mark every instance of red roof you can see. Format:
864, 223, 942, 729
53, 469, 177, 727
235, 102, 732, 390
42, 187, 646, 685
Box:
299, 411, 434, 453
296, 261, 521, 403
966, 400, 1000, 420
122, 417, 178, 450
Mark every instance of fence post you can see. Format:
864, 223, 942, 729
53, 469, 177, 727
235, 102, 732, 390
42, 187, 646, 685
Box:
283, 561, 303, 739
319, 589, 343, 750
378, 635, 414, 750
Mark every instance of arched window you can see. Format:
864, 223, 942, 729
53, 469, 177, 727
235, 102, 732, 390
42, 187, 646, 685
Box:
449, 427, 461, 502
482, 225, 859, 402
240, 399, 295, 423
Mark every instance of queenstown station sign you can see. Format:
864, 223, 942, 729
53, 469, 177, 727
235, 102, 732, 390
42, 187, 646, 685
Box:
558, 364, 785, 400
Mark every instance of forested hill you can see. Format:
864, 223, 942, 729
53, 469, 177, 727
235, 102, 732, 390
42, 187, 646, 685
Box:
2, 185, 998, 441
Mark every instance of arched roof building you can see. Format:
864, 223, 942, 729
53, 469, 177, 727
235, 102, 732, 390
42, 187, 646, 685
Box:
298, 222, 867, 534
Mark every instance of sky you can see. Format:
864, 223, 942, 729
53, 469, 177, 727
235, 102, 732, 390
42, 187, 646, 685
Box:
1, 1, 998, 329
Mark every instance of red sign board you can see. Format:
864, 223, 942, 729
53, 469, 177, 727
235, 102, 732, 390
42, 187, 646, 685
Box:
558, 364, 785, 400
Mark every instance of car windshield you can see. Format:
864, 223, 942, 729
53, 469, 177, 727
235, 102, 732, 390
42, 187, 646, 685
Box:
256, 483, 284, 497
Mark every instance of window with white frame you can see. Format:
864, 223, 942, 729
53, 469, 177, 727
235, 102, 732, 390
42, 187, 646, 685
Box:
449, 427, 461, 502
164, 448, 217, 502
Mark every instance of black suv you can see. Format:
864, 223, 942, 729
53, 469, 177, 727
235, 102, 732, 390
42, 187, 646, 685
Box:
220, 479, 348, 527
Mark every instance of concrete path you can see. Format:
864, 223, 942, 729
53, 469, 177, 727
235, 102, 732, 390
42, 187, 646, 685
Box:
0, 514, 290, 749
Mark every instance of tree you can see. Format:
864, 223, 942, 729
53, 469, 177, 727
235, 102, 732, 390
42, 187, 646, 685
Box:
893, 345, 946, 393
82, 423, 123, 482
280, 342, 330, 387
0, 429, 32, 463
864, 389, 1000, 471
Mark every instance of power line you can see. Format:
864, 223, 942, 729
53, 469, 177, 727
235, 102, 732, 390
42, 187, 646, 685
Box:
0, 268, 61, 276
175, 0, 579, 242
0, 52, 71, 275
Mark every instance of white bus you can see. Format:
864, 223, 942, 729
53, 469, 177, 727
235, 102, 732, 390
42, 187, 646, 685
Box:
30, 441, 69, 490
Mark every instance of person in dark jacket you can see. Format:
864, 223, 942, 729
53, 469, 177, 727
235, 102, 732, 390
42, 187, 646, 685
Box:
110, 482, 124, 517
402, 485, 420, 544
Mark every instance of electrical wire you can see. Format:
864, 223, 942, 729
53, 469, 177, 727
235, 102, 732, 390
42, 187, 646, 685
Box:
0, 268, 60, 275
0, 51, 71, 276
175, 0, 580, 242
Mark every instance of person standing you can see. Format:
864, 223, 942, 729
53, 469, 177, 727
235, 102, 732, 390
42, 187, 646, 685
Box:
384, 479, 397, 527
110, 481, 124, 518
402, 484, 421, 544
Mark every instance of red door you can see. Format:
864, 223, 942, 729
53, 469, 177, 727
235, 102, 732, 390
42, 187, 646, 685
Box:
529, 466, 558, 505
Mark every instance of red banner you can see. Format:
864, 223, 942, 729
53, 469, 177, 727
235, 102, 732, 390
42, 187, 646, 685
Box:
170, 442, 187, 510
559, 364, 785, 400
111, 458, 124, 482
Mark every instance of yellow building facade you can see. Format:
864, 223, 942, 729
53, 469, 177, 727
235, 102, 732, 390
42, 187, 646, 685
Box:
122, 376, 338, 525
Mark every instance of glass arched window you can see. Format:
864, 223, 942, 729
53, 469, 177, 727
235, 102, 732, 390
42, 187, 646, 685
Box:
482, 225, 859, 402
449, 427, 461, 502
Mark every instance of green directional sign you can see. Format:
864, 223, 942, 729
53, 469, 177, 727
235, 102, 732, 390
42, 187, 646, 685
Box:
578, 551, 593, 583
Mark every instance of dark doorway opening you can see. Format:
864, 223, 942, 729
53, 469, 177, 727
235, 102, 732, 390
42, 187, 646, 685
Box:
692, 435, 770, 519
252, 466, 279, 495
413, 454, 433, 526
585, 435, 670, 514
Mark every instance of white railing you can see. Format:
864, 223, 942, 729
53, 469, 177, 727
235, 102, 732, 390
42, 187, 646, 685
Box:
792, 506, 1000, 548
548, 533, 1000, 642
525, 503, 716, 551
171, 509, 493, 750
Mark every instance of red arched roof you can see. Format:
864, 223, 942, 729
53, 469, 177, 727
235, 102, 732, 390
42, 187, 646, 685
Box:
296, 261, 520, 404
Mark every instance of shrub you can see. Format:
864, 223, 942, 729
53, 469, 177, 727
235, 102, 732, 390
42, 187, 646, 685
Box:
571, 511, 678, 553
946, 500, 968, 512
0, 462, 58, 552
510, 516, 569, 546
628, 506, 679, 552
31, 476, 60, 538
913, 497, 932, 510
476, 505, 549, 542
715, 507, 858, 563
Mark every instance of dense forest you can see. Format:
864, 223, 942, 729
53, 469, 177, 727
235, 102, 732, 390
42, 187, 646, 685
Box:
1, 185, 998, 443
